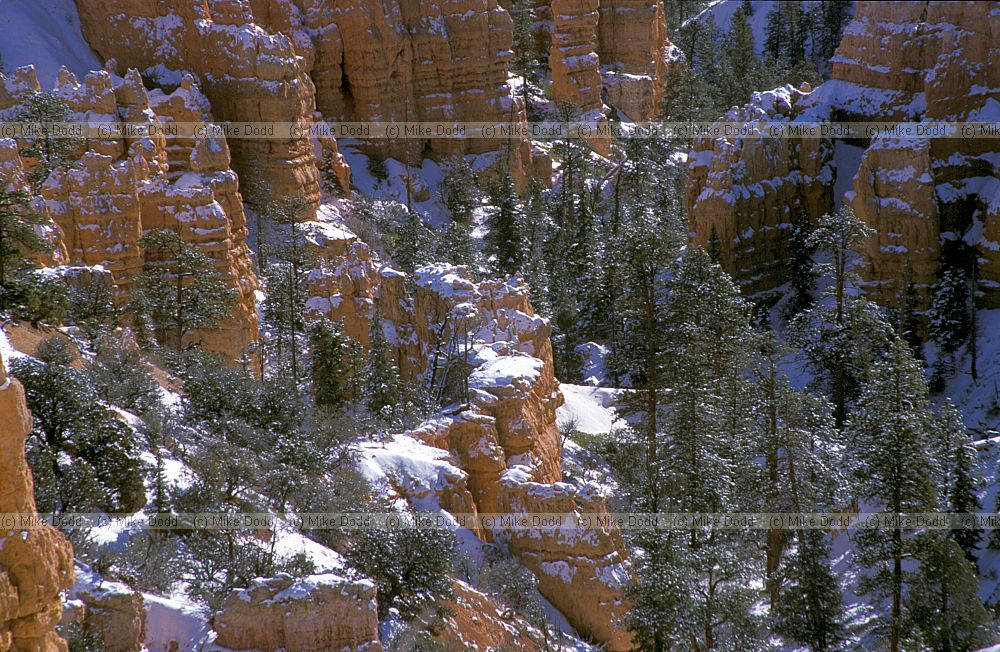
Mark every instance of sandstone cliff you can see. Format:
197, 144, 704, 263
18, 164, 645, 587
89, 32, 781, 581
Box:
0, 65, 260, 363
686, 1, 999, 308
306, 235, 632, 650
0, 344, 75, 652
546, 0, 678, 122
836, 1, 1000, 306
212, 573, 382, 652
686, 84, 834, 295
74, 0, 323, 214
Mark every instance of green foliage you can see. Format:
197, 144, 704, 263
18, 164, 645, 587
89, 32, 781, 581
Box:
309, 317, 365, 413
775, 530, 845, 652
344, 509, 457, 620
847, 338, 940, 649
934, 400, 983, 563
59, 620, 108, 652
438, 155, 481, 224
479, 548, 546, 625
85, 342, 160, 414
15, 91, 78, 191
903, 534, 992, 652
68, 273, 119, 342
131, 229, 236, 352
483, 171, 523, 277
365, 311, 404, 424
13, 339, 147, 515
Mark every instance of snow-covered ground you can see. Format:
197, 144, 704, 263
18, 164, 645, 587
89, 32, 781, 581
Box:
0, 0, 101, 87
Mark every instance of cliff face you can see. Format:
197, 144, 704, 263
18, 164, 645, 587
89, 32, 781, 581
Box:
838, 1, 1000, 306
306, 238, 631, 650
212, 573, 382, 652
544, 0, 678, 123
686, 85, 834, 296
686, 1, 999, 307
74, 0, 322, 214
0, 66, 260, 362
0, 347, 75, 652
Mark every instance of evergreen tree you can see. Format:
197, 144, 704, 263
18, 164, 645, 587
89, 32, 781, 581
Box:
935, 400, 982, 563
929, 243, 973, 387
260, 198, 314, 381
435, 219, 478, 270
344, 509, 456, 620
629, 249, 764, 650
484, 170, 523, 277
847, 337, 939, 652
775, 529, 845, 652
365, 311, 403, 424
764, 1, 808, 69
758, 336, 844, 605
813, 0, 852, 74
509, 0, 537, 113
719, 7, 766, 110
786, 209, 817, 318
519, 180, 552, 315
15, 91, 78, 191
394, 210, 435, 275
903, 534, 991, 652
309, 317, 364, 413
0, 185, 54, 312
131, 229, 236, 352
438, 155, 480, 224
13, 339, 146, 515
790, 206, 880, 427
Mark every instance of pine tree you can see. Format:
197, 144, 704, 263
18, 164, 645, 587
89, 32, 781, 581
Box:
775, 529, 845, 652
15, 91, 78, 191
365, 311, 403, 424
903, 534, 991, 652
131, 229, 236, 352
654, 249, 765, 648
435, 219, 478, 270
758, 336, 844, 605
484, 170, 523, 277
510, 0, 537, 113
929, 243, 973, 387
309, 317, 365, 413
261, 196, 314, 381
814, 0, 852, 73
393, 211, 435, 275
786, 209, 817, 318
719, 7, 766, 110
790, 206, 879, 427
0, 184, 51, 308
439, 155, 480, 224
847, 337, 940, 652
935, 400, 982, 563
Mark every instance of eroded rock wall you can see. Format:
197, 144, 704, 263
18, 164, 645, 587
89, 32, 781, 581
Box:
305, 239, 631, 650
0, 65, 260, 362
686, 85, 834, 296
212, 573, 382, 652
75, 0, 322, 214
686, 1, 999, 307
0, 345, 75, 652
839, 1, 1000, 305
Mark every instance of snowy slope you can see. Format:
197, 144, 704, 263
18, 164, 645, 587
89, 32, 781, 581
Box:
685, 0, 780, 54
0, 0, 101, 87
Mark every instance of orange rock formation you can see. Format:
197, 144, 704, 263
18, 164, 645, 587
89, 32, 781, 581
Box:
212, 573, 382, 652
0, 345, 75, 652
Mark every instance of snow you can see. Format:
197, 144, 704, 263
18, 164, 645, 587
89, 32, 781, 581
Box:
832, 141, 865, 209
685, 0, 782, 56
143, 593, 212, 652
467, 354, 544, 393
558, 384, 619, 435
0, 0, 102, 88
